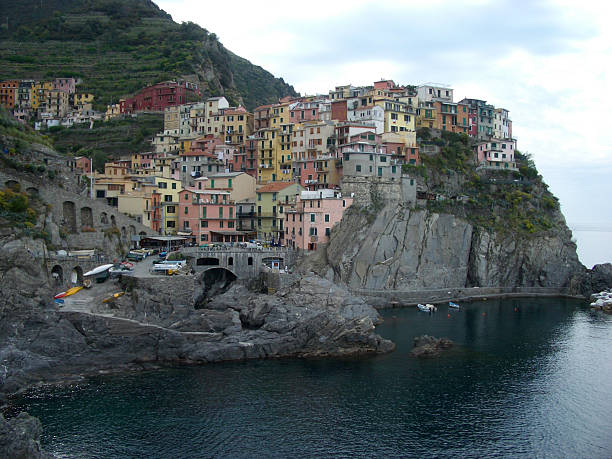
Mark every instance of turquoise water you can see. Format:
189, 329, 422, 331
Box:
10, 297, 612, 458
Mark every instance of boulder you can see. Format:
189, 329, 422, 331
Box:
410, 335, 454, 358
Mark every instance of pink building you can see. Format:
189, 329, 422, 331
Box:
285, 189, 353, 251
179, 188, 254, 244
289, 101, 319, 123
74, 156, 91, 173
476, 138, 517, 170
54, 78, 75, 94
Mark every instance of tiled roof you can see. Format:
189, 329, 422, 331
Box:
257, 182, 296, 193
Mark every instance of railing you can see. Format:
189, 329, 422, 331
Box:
237, 212, 256, 218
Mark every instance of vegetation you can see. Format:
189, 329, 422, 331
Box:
0, 108, 52, 148
45, 113, 163, 168
412, 129, 561, 236
0, 0, 298, 110
0, 185, 49, 241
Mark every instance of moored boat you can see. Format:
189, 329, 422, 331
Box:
449, 301, 460, 309
417, 303, 436, 313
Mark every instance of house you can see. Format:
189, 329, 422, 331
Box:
476, 138, 517, 170
256, 182, 304, 242
194, 172, 256, 203
123, 80, 200, 114
285, 189, 353, 251
340, 133, 402, 180
178, 188, 252, 244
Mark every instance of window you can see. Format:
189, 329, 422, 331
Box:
201, 220, 208, 228
309, 227, 318, 236
184, 207, 188, 215
202, 207, 206, 218
378, 167, 383, 177
356, 164, 362, 172
325, 227, 331, 237
228, 257, 233, 265
248, 257, 253, 265
310, 213, 315, 222
380, 156, 387, 162
342, 200, 346, 207
166, 206, 175, 213
219, 207, 223, 218
229, 207, 233, 218
258, 193, 261, 201
167, 221, 175, 228
210, 179, 214, 188
172, 182, 176, 189
324, 214, 330, 222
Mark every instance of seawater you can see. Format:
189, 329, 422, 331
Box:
11, 297, 612, 458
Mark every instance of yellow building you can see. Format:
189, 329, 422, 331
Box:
154, 177, 183, 235
416, 101, 437, 129
31, 81, 53, 110
256, 181, 304, 242
224, 107, 253, 145
375, 99, 415, 138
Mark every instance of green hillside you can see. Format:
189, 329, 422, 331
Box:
0, 0, 298, 110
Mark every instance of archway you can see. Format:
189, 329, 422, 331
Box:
62, 201, 77, 233
80, 207, 93, 228
100, 212, 109, 224
228, 256, 233, 266
26, 187, 38, 196
51, 265, 63, 284
195, 267, 238, 308
70, 266, 83, 285
196, 257, 220, 266
111, 215, 116, 227
5, 180, 19, 191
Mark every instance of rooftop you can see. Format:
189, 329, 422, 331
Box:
257, 182, 297, 193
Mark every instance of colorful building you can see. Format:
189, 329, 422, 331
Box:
285, 189, 353, 251
123, 80, 201, 114
476, 138, 517, 170
256, 182, 304, 242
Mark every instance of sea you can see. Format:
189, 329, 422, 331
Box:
9, 297, 612, 458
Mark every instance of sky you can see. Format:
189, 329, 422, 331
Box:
158, 0, 612, 267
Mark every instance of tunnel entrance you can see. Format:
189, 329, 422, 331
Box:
195, 267, 237, 309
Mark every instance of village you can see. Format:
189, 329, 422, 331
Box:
1, 77, 517, 252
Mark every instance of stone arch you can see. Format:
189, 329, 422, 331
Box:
70, 266, 83, 285
111, 215, 116, 227
62, 201, 77, 233
228, 256, 233, 266
5, 180, 19, 191
80, 207, 93, 228
100, 212, 109, 224
195, 267, 238, 308
51, 265, 63, 284
26, 186, 39, 196
197, 257, 220, 266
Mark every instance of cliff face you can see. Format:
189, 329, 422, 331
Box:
324, 201, 583, 291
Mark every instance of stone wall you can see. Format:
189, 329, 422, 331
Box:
341, 174, 416, 208
0, 170, 155, 252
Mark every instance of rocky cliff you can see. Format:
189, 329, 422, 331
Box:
0, 235, 392, 399
322, 203, 582, 290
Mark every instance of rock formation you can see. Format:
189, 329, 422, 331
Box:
410, 335, 454, 358
323, 203, 583, 290
0, 412, 51, 459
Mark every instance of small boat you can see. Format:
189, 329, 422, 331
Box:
417, 303, 436, 313
54, 286, 83, 299
84, 264, 114, 277
449, 301, 460, 309
54, 298, 65, 305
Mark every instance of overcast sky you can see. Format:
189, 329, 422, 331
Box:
158, 0, 612, 267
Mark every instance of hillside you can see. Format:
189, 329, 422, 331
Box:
0, 0, 298, 110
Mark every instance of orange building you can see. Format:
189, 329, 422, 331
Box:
0, 80, 19, 109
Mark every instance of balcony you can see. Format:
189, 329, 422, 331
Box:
304, 179, 319, 184
259, 164, 273, 169
237, 211, 256, 218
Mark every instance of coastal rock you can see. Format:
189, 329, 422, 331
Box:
324, 204, 582, 290
0, 412, 51, 459
569, 263, 612, 297
410, 335, 454, 358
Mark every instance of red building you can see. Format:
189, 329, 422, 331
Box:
123, 81, 200, 114
0, 80, 19, 109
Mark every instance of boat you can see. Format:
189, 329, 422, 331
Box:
83, 264, 114, 277
53, 286, 83, 299
417, 303, 436, 313
449, 301, 460, 309
109, 263, 134, 278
